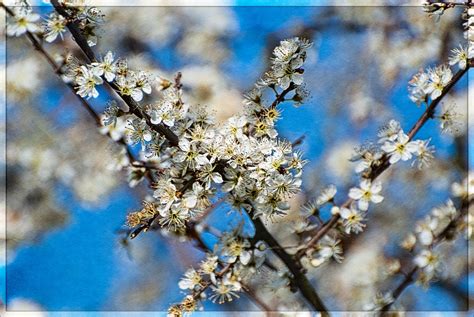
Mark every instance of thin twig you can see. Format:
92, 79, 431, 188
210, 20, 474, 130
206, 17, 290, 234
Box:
192, 197, 225, 225
297, 64, 470, 259
269, 83, 296, 109
379, 197, 471, 313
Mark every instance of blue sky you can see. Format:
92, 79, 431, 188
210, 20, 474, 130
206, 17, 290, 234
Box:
3, 5, 470, 314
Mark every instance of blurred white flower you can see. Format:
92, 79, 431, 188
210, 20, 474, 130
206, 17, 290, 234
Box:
451, 173, 474, 199
438, 103, 463, 135
316, 184, 337, 206
414, 249, 440, 276
7, 7, 40, 37
415, 216, 438, 246
4, 298, 46, 317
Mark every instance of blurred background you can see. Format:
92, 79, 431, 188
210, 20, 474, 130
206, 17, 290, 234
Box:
1, 3, 471, 314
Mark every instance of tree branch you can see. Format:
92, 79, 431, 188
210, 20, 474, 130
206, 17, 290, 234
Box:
2, 3, 138, 163
379, 197, 471, 313
297, 64, 470, 259
50, 0, 179, 147
3, 4, 275, 312
251, 217, 329, 315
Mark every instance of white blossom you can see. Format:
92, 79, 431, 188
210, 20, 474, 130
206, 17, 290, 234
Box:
75, 65, 103, 99
348, 179, 384, 211
310, 236, 344, 267
426, 65, 453, 100
449, 45, 471, 70
126, 118, 153, 149
411, 139, 435, 169
159, 204, 189, 231
381, 131, 418, 164
377, 120, 401, 143
340, 205, 366, 234
178, 268, 202, 290
351, 145, 383, 174
209, 275, 241, 304
43, 13, 66, 43
92, 51, 117, 82
408, 70, 430, 105
102, 101, 121, 127
132, 71, 153, 101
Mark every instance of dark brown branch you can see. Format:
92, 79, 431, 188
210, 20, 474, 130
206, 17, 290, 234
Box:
269, 82, 296, 109
30, 2, 328, 312
50, 0, 179, 147
252, 217, 329, 315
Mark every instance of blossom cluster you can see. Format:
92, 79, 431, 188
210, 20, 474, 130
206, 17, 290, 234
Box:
363, 175, 472, 311
261, 37, 312, 89
6, 0, 472, 313
399, 177, 471, 287
410, 5, 472, 107
7, 8, 311, 303
300, 118, 436, 268
349, 120, 434, 175
297, 5, 472, 306
408, 64, 453, 104
407, 21, 468, 135
65, 51, 154, 100
6, 1, 102, 45
170, 239, 267, 315
102, 38, 311, 235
